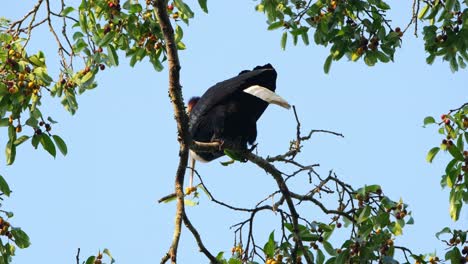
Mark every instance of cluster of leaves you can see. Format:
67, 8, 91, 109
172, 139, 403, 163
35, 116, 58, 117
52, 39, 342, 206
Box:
56, 0, 210, 111
424, 104, 468, 221
0, 176, 31, 264
214, 184, 420, 264
255, 0, 401, 72
419, 0, 468, 72
70, 0, 206, 81
0, 24, 67, 165
434, 227, 468, 264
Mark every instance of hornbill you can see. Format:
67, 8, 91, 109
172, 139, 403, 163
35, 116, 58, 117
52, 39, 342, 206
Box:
186, 64, 290, 188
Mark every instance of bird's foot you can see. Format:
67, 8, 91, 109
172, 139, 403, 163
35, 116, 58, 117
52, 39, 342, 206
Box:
212, 139, 225, 151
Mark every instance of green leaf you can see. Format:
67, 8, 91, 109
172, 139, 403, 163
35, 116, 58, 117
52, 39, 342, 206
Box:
426, 147, 440, 163
40, 134, 57, 158
335, 249, 349, 264
79, 10, 88, 33
198, 0, 208, 13
28, 54, 45, 67
80, 71, 94, 84
281, 31, 287, 50
263, 231, 275, 258
449, 189, 462, 220
323, 55, 332, 74
26, 117, 38, 127
60, 6, 75, 16
73, 31, 84, 41
150, 56, 164, 72
175, 25, 184, 43
0, 175, 11, 196
426, 54, 436, 65
418, 5, 429, 19
228, 259, 242, 264
268, 21, 283, 30
376, 51, 390, 62
423, 116, 436, 126
435, 227, 452, 239
224, 149, 244, 161
357, 206, 371, 223
316, 249, 325, 264
445, 0, 455, 11
216, 251, 225, 260
322, 241, 336, 256
103, 248, 115, 263
301, 30, 309, 46
177, 41, 186, 50
52, 135, 67, 156
107, 45, 119, 66
85, 256, 95, 264
31, 134, 40, 149
0, 118, 9, 127
98, 31, 115, 47
14, 136, 30, 146
5, 141, 16, 165
448, 144, 464, 161
184, 199, 198, 206
129, 3, 143, 13
365, 184, 381, 193
406, 216, 414, 225
220, 159, 235, 166
317, 223, 333, 232
11, 228, 31, 249
47, 116, 58, 124
446, 247, 462, 264
390, 220, 402, 236
174, 0, 194, 18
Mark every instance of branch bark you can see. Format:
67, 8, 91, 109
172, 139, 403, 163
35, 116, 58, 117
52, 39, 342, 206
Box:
154, 2, 219, 263
154, 1, 189, 263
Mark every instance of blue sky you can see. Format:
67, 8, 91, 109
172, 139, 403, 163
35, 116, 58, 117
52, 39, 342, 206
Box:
1, 0, 467, 263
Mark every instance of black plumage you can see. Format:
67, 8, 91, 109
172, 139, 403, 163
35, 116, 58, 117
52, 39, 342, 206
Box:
188, 64, 279, 162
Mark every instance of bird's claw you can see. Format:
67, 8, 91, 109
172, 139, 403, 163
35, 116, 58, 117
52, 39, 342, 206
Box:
212, 139, 225, 151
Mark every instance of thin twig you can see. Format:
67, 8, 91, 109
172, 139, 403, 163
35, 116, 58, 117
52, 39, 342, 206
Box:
76, 248, 80, 264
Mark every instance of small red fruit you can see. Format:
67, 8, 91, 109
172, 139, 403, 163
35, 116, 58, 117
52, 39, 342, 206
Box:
167, 4, 174, 11
441, 114, 447, 120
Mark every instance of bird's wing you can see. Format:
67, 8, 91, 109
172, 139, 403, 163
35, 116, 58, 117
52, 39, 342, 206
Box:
189, 64, 277, 133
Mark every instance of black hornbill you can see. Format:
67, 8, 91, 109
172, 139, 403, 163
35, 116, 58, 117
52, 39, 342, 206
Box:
186, 64, 290, 188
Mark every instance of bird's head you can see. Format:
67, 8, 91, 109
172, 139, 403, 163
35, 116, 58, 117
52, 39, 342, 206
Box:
187, 96, 200, 114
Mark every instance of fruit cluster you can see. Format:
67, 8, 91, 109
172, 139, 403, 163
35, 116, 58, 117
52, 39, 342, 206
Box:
462, 246, 468, 263
0, 217, 13, 240
231, 245, 243, 255
94, 252, 103, 264
265, 254, 283, 264
106, 0, 121, 14
185, 186, 197, 195
1, 39, 48, 130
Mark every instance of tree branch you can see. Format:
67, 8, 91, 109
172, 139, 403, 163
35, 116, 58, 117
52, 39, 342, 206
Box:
154, 1, 219, 263
245, 152, 313, 264
154, 1, 188, 263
